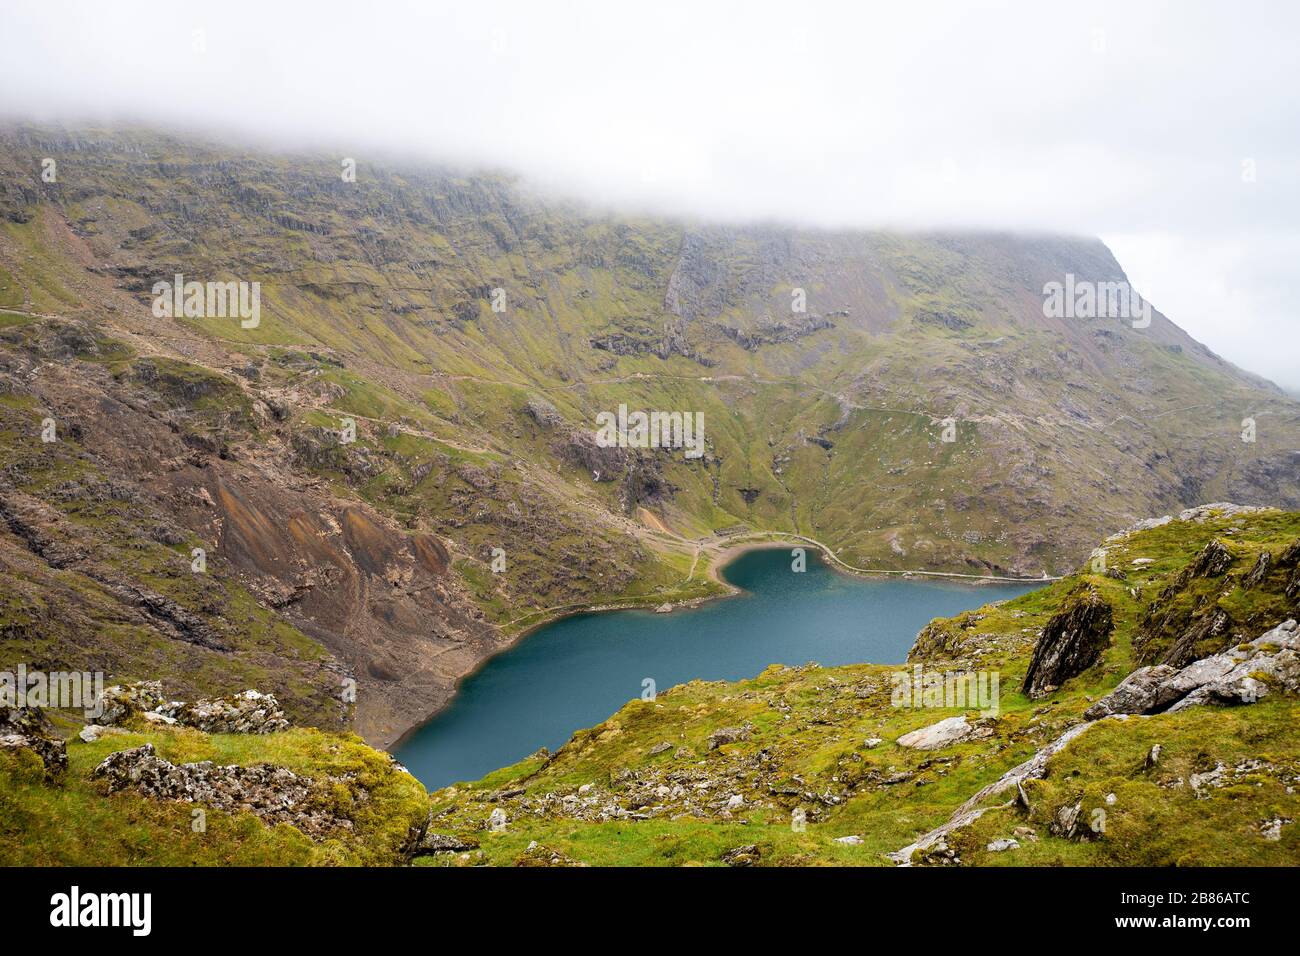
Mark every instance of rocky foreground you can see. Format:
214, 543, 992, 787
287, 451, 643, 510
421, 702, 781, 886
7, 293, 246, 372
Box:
0, 684, 428, 865
1, 504, 1298, 866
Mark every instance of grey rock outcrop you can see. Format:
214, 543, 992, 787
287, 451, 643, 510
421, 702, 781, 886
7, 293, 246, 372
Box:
153, 690, 290, 734
707, 723, 754, 750
1048, 800, 1100, 840
892, 619, 1300, 864
1085, 618, 1299, 719
1244, 551, 1272, 588
1106, 504, 1276, 542
888, 718, 1114, 864
553, 430, 626, 481
0, 704, 67, 778
1022, 587, 1113, 698
91, 743, 348, 839
92, 683, 289, 734
415, 831, 481, 855
91, 681, 165, 726
78, 723, 127, 743
522, 396, 563, 429
896, 714, 994, 751
721, 843, 762, 866
1186, 538, 1234, 578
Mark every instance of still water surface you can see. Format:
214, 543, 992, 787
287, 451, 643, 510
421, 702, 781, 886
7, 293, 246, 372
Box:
395, 548, 1036, 789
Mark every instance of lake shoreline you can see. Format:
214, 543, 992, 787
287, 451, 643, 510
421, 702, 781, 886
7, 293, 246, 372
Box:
387, 539, 1048, 754
393, 546, 1038, 789
387, 542, 784, 753
388, 540, 1045, 759
712, 534, 1056, 586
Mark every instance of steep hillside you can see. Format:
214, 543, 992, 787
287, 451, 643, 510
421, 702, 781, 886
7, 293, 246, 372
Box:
0, 123, 1297, 747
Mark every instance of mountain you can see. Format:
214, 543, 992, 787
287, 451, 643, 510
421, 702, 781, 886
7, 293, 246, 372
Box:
0, 123, 1297, 748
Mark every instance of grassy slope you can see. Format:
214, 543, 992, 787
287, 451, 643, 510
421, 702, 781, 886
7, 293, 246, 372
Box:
0, 129, 1296, 864
0, 722, 426, 866
417, 507, 1300, 866
0, 328, 343, 728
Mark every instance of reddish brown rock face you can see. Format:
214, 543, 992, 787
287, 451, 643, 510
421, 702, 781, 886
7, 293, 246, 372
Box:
0, 318, 496, 747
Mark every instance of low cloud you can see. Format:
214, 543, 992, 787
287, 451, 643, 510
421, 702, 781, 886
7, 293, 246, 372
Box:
1, 0, 1296, 385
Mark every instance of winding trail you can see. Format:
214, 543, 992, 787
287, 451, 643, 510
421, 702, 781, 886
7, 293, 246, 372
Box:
719, 531, 1063, 585
492, 525, 1060, 634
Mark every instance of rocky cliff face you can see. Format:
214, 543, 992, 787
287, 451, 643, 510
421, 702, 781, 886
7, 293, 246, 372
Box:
0, 314, 502, 745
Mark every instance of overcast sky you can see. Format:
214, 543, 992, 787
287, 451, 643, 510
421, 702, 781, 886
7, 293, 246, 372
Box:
1, 0, 1296, 389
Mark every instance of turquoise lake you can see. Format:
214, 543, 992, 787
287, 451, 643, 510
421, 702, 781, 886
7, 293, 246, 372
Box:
395, 547, 1038, 790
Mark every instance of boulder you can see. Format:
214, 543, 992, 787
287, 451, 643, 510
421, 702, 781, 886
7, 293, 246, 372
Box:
92, 681, 165, 726
1022, 587, 1113, 698
415, 832, 481, 855
896, 714, 993, 751
1261, 818, 1291, 842
707, 724, 754, 750
78, 724, 128, 743
1049, 801, 1084, 838
0, 705, 67, 778
721, 844, 761, 866
152, 690, 289, 734
521, 396, 564, 429
1082, 665, 1178, 718
515, 841, 586, 867
1086, 619, 1299, 718
94, 684, 289, 734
